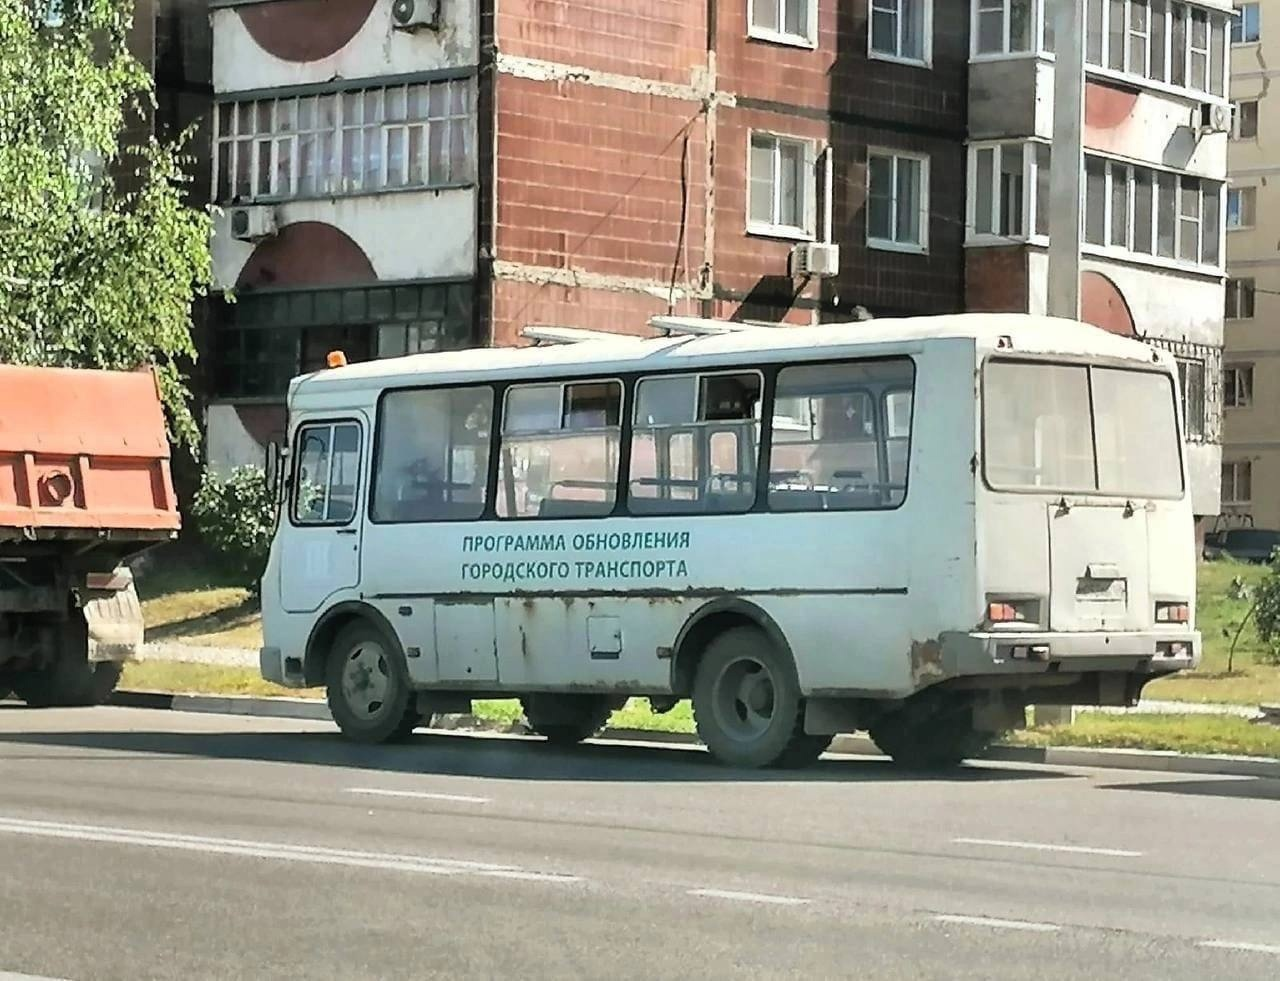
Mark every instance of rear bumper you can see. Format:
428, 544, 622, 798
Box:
941, 629, 1200, 677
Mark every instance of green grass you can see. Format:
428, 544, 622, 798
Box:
122, 661, 308, 698
136, 549, 263, 650
1012, 712, 1280, 758
1145, 558, 1280, 705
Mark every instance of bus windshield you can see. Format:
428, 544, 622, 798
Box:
983, 360, 1183, 499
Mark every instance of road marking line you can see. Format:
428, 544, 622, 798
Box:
0, 973, 72, 981
1198, 940, 1280, 955
688, 889, 810, 906
953, 837, 1143, 858
933, 914, 1060, 933
0, 816, 578, 884
346, 788, 490, 804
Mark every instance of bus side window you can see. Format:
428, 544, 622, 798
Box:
628, 372, 761, 515
497, 380, 622, 519
767, 359, 915, 512
292, 421, 362, 525
371, 387, 493, 523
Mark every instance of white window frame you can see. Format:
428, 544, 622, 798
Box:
747, 0, 819, 49
1084, 1, 1230, 100
746, 132, 818, 240
971, 0, 1044, 58
1224, 365, 1254, 408
1226, 186, 1257, 229
1232, 2, 1261, 44
869, 0, 934, 67
866, 148, 930, 253
966, 141, 1043, 242
212, 79, 475, 205
1077, 153, 1224, 272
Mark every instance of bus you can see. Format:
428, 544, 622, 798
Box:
258, 313, 1200, 769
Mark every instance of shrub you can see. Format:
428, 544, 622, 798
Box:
191, 466, 276, 592
1252, 549, 1280, 667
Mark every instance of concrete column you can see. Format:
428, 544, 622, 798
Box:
1045, 0, 1085, 321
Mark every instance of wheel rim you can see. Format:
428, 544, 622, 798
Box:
710, 654, 777, 744
340, 639, 394, 722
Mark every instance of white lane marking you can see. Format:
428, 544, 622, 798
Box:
933, 914, 1060, 933
953, 837, 1143, 858
688, 889, 810, 907
1198, 940, 1280, 955
346, 788, 490, 804
0, 973, 72, 981
0, 816, 578, 884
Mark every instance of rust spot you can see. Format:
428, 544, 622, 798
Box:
910, 638, 945, 683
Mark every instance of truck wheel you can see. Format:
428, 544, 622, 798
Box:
691, 627, 818, 769
325, 621, 421, 744
869, 696, 996, 771
11, 617, 122, 708
520, 694, 615, 746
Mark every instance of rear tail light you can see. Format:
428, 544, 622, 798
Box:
988, 603, 1021, 623
1155, 602, 1190, 624
985, 598, 1041, 627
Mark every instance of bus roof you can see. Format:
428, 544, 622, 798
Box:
289, 312, 1167, 405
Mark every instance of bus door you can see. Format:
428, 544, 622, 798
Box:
281, 418, 366, 613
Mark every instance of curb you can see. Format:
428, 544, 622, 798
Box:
108, 689, 1280, 780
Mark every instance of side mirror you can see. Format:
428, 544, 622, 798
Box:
265, 441, 288, 499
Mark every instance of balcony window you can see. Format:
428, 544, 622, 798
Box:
213, 77, 476, 203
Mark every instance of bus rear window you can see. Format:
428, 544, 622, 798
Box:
983, 361, 1182, 499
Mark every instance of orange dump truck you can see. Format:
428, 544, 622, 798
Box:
0, 364, 179, 705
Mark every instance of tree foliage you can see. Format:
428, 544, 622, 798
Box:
1252, 551, 1280, 667
0, 1, 212, 448
192, 466, 275, 593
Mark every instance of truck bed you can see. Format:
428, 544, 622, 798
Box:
0, 365, 180, 538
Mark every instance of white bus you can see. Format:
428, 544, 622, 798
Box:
259, 313, 1200, 769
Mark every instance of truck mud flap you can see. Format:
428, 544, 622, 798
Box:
83, 575, 144, 664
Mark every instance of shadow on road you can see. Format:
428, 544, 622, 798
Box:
1100, 776, 1280, 801
0, 719, 1074, 786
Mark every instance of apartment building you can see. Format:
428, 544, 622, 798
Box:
203, 0, 967, 466
962, 0, 1233, 533
201, 0, 1232, 540
1223, 0, 1278, 530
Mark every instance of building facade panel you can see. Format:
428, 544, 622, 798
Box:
211, 0, 479, 91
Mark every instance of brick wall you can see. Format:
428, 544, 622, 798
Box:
487, 0, 971, 340
496, 0, 707, 84
965, 247, 1031, 313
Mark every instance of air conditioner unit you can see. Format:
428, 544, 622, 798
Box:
791, 242, 840, 278
1196, 102, 1232, 136
229, 205, 278, 243
391, 0, 442, 31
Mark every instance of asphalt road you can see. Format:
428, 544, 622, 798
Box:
0, 706, 1277, 980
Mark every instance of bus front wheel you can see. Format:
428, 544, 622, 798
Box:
325, 622, 421, 744
691, 627, 827, 769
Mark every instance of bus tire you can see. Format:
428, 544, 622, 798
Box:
325, 621, 421, 744
868, 697, 995, 771
520, 694, 615, 746
691, 626, 815, 769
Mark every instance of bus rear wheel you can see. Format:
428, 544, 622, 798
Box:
691, 627, 822, 769
325, 622, 421, 744
868, 695, 996, 771
520, 694, 616, 746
